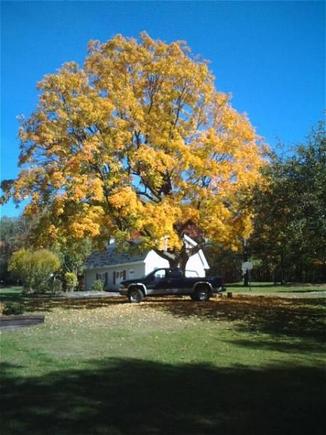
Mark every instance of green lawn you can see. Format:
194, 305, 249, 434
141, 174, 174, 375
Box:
226, 282, 326, 296
0, 287, 325, 435
0, 286, 24, 302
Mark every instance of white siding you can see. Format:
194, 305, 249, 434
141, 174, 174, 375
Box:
85, 262, 145, 291
144, 250, 170, 275
144, 249, 207, 277
126, 263, 145, 281
85, 267, 110, 291
185, 251, 207, 277
85, 269, 98, 291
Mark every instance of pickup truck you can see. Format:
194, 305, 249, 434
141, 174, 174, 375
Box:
119, 268, 225, 303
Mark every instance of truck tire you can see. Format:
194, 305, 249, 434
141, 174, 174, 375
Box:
128, 287, 144, 303
194, 285, 210, 302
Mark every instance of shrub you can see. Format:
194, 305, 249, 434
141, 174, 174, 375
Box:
2, 302, 24, 315
8, 249, 60, 293
64, 272, 78, 292
91, 279, 104, 292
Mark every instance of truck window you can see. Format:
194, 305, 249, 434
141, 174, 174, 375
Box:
153, 269, 166, 279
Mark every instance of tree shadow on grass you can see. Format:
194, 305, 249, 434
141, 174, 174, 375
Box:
227, 283, 277, 288
0, 358, 325, 435
0, 288, 128, 313
22, 297, 128, 313
224, 338, 324, 354
140, 296, 326, 343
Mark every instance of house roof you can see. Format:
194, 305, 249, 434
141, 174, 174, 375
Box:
85, 236, 210, 270
85, 245, 147, 269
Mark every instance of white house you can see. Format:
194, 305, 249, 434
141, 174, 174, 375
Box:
84, 235, 210, 291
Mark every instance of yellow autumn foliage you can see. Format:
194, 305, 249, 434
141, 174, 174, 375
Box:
2, 33, 267, 261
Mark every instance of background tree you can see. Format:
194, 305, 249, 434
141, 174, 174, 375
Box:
249, 122, 326, 283
52, 237, 93, 276
204, 244, 243, 282
0, 216, 31, 284
8, 249, 60, 293
1, 33, 265, 269
0, 215, 92, 286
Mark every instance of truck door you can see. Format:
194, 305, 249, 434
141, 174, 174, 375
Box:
166, 269, 183, 294
146, 269, 168, 295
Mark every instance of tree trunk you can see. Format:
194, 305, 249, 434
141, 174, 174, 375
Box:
280, 251, 285, 284
168, 257, 181, 270
167, 253, 189, 272
155, 240, 202, 273
243, 242, 249, 287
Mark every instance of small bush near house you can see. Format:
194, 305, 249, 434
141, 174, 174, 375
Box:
91, 279, 104, 292
64, 272, 78, 292
2, 302, 24, 315
8, 249, 60, 294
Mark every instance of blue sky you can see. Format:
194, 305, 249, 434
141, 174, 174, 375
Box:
1, 1, 325, 217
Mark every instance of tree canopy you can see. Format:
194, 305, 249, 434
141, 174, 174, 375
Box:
249, 122, 326, 282
1, 33, 265, 268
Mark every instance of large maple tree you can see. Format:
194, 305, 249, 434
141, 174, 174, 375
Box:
2, 33, 266, 268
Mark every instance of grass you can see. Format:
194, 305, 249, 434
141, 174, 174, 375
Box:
0, 286, 325, 435
226, 282, 326, 296
0, 286, 24, 302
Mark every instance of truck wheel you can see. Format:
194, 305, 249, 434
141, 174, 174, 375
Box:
194, 285, 210, 302
128, 287, 144, 303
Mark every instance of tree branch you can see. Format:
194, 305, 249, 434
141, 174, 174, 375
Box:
135, 189, 160, 203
